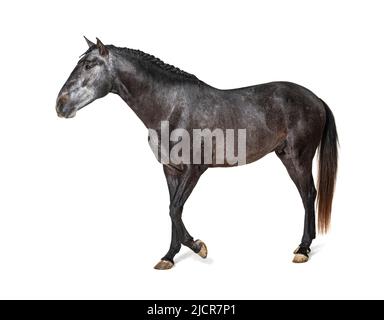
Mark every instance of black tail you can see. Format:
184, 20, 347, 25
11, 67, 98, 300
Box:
317, 100, 338, 233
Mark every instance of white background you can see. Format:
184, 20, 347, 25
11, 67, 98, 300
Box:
0, 0, 383, 299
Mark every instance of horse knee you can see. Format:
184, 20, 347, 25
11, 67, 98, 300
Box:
169, 204, 183, 219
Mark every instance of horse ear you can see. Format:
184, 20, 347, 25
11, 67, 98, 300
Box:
96, 37, 108, 56
83, 36, 95, 48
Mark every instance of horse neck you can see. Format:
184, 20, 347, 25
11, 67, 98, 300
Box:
111, 55, 173, 129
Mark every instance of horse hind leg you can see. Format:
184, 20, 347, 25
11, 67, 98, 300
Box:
275, 142, 317, 263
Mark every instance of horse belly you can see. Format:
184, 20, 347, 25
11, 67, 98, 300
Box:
199, 106, 286, 167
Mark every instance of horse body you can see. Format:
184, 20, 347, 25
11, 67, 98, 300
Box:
185, 81, 326, 166
56, 38, 338, 269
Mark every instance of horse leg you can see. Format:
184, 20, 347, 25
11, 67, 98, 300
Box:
276, 145, 317, 263
154, 164, 208, 270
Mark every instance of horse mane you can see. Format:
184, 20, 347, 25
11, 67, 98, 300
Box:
113, 46, 200, 82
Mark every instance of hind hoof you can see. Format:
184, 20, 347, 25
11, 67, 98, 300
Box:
154, 260, 174, 270
292, 246, 310, 263
195, 240, 208, 259
292, 254, 309, 263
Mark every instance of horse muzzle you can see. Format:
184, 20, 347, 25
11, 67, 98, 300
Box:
56, 94, 77, 118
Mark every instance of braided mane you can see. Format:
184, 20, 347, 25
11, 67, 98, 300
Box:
113, 46, 200, 82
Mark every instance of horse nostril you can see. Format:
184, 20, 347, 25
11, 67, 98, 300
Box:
56, 94, 69, 114
57, 94, 69, 106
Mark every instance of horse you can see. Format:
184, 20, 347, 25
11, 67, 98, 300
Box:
56, 37, 338, 269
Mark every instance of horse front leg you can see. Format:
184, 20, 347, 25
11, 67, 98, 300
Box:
154, 164, 208, 270
154, 222, 181, 270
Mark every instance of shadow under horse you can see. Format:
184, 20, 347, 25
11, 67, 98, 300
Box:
56, 37, 338, 269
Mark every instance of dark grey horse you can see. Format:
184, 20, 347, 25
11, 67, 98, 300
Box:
56, 37, 338, 269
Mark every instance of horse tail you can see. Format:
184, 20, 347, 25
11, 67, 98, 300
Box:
317, 100, 338, 234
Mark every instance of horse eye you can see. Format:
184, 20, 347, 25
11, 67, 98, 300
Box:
85, 64, 94, 70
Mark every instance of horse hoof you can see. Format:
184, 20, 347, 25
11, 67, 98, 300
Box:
292, 246, 310, 263
292, 254, 309, 263
154, 260, 174, 270
195, 240, 208, 259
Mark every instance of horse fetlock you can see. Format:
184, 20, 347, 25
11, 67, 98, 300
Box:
293, 245, 311, 255
181, 238, 195, 248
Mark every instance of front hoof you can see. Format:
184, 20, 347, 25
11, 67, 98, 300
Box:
292, 246, 310, 263
195, 240, 208, 259
292, 254, 309, 263
154, 260, 174, 270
